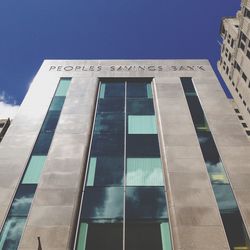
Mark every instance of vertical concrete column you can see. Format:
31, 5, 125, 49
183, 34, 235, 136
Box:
153, 77, 230, 250
194, 76, 250, 239
0, 74, 59, 231
18, 77, 99, 250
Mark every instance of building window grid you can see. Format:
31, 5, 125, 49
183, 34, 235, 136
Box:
74, 80, 172, 250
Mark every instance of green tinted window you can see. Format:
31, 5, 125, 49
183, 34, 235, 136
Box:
128, 115, 157, 134
22, 156, 46, 184
55, 78, 71, 96
126, 158, 164, 186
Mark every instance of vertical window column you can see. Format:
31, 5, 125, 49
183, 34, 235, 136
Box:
76, 82, 125, 250
125, 81, 172, 250
180, 77, 250, 250
0, 78, 71, 250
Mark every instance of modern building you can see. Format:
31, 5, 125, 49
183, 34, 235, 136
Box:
0, 60, 250, 250
0, 118, 10, 143
218, 0, 250, 136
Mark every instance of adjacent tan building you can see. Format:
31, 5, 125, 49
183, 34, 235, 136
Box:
218, 0, 250, 137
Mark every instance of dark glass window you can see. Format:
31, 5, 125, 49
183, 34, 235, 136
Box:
32, 132, 54, 155
81, 223, 123, 250
127, 82, 151, 98
242, 123, 248, 128
41, 111, 60, 133
127, 134, 160, 157
238, 115, 243, 121
9, 185, 36, 217
94, 113, 124, 134
242, 72, 247, 82
234, 108, 240, 113
91, 134, 124, 157
49, 96, 65, 111
81, 187, 123, 221
126, 223, 166, 250
126, 187, 167, 220
97, 99, 125, 113
86, 157, 124, 186
127, 99, 154, 115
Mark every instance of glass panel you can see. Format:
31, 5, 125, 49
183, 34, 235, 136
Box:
147, 83, 153, 98
32, 132, 54, 155
101, 83, 125, 98
127, 83, 148, 98
83, 223, 123, 250
55, 78, 71, 96
126, 158, 164, 186
127, 99, 154, 115
0, 217, 25, 250
9, 185, 36, 217
127, 135, 160, 157
128, 115, 157, 134
91, 134, 124, 156
160, 222, 172, 250
97, 99, 125, 113
76, 223, 88, 250
125, 223, 165, 250
126, 187, 167, 220
41, 111, 60, 133
99, 84, 106, 99
94, 113, 124, 134
87, 156, 123, 186
49, 96, 65, 111
212, 184, 238, 212
22, 156, 46, 184
82, 187, 123, 221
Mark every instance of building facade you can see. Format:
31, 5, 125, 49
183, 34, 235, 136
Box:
0, 119, 10, 143
218, 0, 250, 136
0, 60, 250, 250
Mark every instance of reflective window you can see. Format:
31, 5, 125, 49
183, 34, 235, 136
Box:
126, 187, 167, 219
86, 157, 123, 186
32, 132, 54, 155
94, 113, 124, 134
127, 99, 154, 115
41, 111, 60, 133
126, 158, 164, 186
81, 187, 123, 221
22, 156, 46, 184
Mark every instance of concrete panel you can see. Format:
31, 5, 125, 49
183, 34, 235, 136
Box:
167, 157, 207, 173
173, 206, 221, 226
165, 146, 203, 160
163, 135, 199, 146
173, 226, 229, 249
34, 188, 77, 206
18, 226, 70, 249
28, 206, 73, 227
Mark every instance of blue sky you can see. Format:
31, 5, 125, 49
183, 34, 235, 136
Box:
0, 0, 239, 111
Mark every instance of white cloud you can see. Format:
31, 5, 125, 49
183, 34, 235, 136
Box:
0, 91, 20, 119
